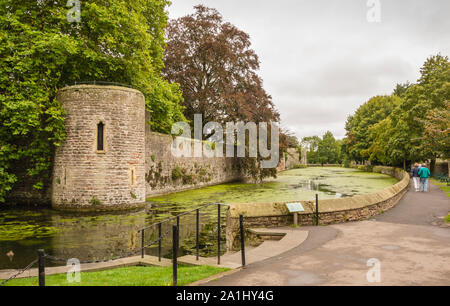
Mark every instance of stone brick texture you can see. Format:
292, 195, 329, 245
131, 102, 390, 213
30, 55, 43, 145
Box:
145, 130, 241, 197
51, 85, 146, 210
285, 148, 300, 169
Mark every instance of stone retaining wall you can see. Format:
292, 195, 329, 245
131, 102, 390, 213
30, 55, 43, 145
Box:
145, 130, 241, 197
226, 166, 409, 250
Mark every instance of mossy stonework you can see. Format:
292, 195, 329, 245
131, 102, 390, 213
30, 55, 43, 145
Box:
51, 85, 147, 210
144, 130, 241, 197
11, 85, 239, 211
226, 166, 410, 250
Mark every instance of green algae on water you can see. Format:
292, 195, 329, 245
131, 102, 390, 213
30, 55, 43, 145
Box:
147, 167, 399, 206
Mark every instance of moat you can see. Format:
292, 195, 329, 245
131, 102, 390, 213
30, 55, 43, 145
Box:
0, 167, 397, 269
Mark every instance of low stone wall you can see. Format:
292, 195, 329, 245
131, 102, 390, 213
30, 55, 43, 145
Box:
307, 164, 343, 167
226, 166, 409, 250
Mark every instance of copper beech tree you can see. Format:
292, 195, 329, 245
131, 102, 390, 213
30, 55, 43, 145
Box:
164, 5, 286, 181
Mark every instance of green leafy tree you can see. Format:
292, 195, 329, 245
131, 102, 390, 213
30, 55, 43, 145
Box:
421, 101, 450, 161
384, 54, 449, 168
345, 54, 449, 169
317, 131, 339, 164
345, 95, 402, 164
393, 82, 413, 98
0, 0, 185, 202
301, 136, 321, 164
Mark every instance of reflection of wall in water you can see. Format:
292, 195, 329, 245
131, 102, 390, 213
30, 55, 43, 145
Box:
47, 209, 224, 261
49, 212, 147, 262
299, 180, 342, 198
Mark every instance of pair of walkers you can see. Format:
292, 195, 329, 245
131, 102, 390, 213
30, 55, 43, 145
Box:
410, 163, 431, 192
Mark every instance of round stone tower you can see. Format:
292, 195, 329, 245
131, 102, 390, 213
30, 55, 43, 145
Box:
52, 85, 146, 210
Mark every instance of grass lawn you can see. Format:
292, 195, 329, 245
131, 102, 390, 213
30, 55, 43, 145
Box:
430, 178, 450, 197
2, 265, 230, 286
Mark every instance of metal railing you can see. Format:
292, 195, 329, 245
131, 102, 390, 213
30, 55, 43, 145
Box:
138, 203, 230, 265
1, 203, 247, 287
138, 203, 247, 286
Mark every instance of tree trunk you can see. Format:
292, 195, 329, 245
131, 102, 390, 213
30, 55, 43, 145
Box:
430, 158, 436, 176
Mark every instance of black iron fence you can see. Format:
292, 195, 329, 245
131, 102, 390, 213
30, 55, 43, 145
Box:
138, 203, 230, 265
0, 203, 247, 287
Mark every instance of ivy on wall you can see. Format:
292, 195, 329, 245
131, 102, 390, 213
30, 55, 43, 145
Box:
0, 0, 186, 202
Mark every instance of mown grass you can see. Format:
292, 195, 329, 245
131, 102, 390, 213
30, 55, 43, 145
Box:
430, 178, 450, 197
2, 265, 229, 286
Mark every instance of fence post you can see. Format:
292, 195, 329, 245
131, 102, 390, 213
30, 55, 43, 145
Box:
239, 215, 246, 267
38, 249, 45, 287
172, 225, 178, 286
141, 229, 145, 258
315, 194, 319, 226
217, 204, 221, 265
158, 223, 162, 262
196, 208, 200, 261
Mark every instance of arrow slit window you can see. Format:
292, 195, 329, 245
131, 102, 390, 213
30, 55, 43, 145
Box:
97, 122, 104, 152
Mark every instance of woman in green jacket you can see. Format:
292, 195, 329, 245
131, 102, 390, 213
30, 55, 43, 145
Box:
418, 164, 431, 192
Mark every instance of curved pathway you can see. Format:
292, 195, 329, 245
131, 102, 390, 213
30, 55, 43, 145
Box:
206, 182, 450, 286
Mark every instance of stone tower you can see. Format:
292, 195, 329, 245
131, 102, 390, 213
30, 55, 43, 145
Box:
51, 85, 146, 210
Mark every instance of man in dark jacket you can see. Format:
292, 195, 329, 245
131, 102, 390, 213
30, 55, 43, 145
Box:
410, 163, 420, 192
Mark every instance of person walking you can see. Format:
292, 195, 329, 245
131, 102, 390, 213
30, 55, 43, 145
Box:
418, 163, 431, 192
410, 163, 421, 192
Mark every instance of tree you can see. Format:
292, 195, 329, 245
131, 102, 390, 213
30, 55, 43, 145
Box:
345, 95, 401, 164
344, 54, 450, 169
317, 131, 339, 165
422, 101, 450, 160
0, 0, 185, 202
286, 134, 299, 148
301, 132, 343, 165
164, 5, 280, 181
164, 5, 278, 126
384, 54, 449, 168
393, 82, 413, 98
301, 136, 321, 164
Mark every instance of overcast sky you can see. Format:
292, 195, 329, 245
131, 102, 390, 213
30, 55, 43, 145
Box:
168, 0, 450, 140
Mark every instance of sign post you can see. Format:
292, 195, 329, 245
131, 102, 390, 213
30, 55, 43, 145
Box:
285, 202, 305, 226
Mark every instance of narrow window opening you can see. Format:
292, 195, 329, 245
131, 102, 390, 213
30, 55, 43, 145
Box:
131, 169, 136, 185
97, 122, 104, 151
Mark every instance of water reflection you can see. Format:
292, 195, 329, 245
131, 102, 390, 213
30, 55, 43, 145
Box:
0, 167, 397, 269
295, 180, 346, 198
0, 206, 223, 269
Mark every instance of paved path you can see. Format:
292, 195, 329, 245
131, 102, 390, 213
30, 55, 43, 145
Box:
205, 182, 450, 286
179, 228, 308, 269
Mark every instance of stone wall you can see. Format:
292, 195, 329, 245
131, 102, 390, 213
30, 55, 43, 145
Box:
51, 85, 147, 211
6, 85, 244, 209
284, 148, 300, 169
226, 166, 409, 250
145, 130, 241, 197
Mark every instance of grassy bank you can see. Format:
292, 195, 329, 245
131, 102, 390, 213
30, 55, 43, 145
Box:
430, 178, 450, 197
2, 265, 230, 286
